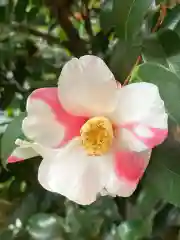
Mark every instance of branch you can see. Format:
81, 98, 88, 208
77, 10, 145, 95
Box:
10, 22, 69, 49
45, 0, 87, 56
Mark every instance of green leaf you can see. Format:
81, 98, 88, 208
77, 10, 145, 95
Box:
118, 217, 153, 240
1, 112, 26, 166
136, 185, 160, 217
142, 34, 180, 72
15, 0, 28, 22
145, 137, 180, 207
142, 32, 180, 74
113, 0, 154, 40
161, 4, 180, 32
131, 63, 180, 123
10, 192, 38, 224
100, 0, 114, 34
109, 40, 141, 82
143, 5, 180, 68
27, 213, 63, 240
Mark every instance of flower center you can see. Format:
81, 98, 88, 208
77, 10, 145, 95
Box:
80, 116, 114, 156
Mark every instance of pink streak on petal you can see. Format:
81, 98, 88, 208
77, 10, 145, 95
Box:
116, 81, 121, 88
121, 122, 168, 149
30, 88, 88, 147
8, 156, 24, 163
114, 151, 148, 182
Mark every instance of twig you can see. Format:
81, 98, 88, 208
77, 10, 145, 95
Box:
10, 22, 69, 47
123, 55, 142, 86
82, 0, 93, 38
152, 4, 167, 32
45, 0, 87, 56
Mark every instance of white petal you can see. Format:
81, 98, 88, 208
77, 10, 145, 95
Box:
8, 146, 38, 163
58, 55, 118, 116
23, 99, 65, 148
110, 82, 168, 151
105, 174, 137, 197
38, 138, 112, 205
38, 158, 56, 192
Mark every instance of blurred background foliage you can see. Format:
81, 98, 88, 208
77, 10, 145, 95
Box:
1, 0, 180, 239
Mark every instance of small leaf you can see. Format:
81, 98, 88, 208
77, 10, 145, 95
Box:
113, 0, 154, 40
1, 112, 26, 166
131, 63, 180, 123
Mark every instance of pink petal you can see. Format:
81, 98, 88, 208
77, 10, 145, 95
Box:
25, 88, 87, 148
114, 150, 151, 182
121, 122, 168, 149
8, 156, 23, 163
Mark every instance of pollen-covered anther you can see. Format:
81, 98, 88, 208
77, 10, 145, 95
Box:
80, 116, 114, 156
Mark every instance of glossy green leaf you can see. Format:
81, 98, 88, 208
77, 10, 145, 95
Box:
118, 217, 153, 240
27, 213, 63, 240
109, 40, 141, 82
136, 185, 160, 217
131, 63, 180, 123
145, 137, 180, 207
113, 0, 154, 40
1, 112, 26, 166
142, 31, 180, 74
161, 4, 180, 33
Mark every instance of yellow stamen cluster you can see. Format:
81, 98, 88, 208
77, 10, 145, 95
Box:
80, 116, 114, 156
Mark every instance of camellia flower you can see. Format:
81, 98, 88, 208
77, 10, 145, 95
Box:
8, 55, 168, 205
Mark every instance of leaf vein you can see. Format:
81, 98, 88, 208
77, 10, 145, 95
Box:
125, 0, 137, 40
